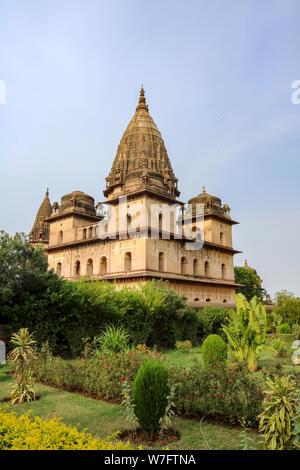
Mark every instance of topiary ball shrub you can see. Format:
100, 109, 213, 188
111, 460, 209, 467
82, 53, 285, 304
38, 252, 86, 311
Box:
201, 334, 227, 367
277, 323, 292, 334
132, 361, 169, 433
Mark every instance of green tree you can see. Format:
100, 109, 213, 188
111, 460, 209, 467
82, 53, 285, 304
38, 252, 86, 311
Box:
0, 231, 57, 321
273, 290, 300, 327
234, 266, 265, 301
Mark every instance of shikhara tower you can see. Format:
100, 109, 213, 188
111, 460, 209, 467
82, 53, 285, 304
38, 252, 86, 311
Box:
30, 87, 241, 307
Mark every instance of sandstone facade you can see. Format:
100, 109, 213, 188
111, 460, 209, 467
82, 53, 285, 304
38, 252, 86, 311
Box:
30, 87, 241, 308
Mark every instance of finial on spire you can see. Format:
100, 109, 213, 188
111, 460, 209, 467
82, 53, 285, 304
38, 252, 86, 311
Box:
202, 186, 206, 194
136, 85, 148, 111
244, 259, 248, 267
46, 188, 49, 197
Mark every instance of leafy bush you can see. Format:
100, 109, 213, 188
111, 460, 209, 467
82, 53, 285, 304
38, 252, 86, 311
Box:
259, 375, 298, 450
3, 247, 203, 353
132, 361, 169, 433
0, 406, 134, 450
96, 324, 129, 354
32, 345, 167, 399
292, 324, 300, 340
171, 362, 264, 426
199, 307, 229, 339
271, 338, 288, 358
175, 340, 192, 353
201, 334, 227, 367
8, 328, 37, 404
277, 323, 291, 334
32, 344, 265, 427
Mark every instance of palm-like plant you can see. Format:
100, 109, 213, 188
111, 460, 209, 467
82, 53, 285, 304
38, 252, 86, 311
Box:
222, 294, 267, 371
95, 324, 129, 354
259, 375, 298, 450
8, 328, 37, 404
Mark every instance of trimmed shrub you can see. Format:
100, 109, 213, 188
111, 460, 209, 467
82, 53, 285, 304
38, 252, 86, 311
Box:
201, 334, 227, 367
132, 361, 169, 433
0, 406, 134, 450
277, 323, 291, 334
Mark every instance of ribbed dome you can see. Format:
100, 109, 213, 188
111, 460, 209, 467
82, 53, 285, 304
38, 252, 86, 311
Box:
60, 191, 96, 216
104, 87, 179, 200
188, 186, 221, 206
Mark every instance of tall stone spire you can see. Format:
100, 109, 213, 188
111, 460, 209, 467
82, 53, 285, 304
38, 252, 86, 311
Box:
104, 87, 179, 200
29, 189, 53, 246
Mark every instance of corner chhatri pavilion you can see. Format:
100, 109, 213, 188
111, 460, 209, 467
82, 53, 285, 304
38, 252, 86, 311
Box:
30, 87, 241, 308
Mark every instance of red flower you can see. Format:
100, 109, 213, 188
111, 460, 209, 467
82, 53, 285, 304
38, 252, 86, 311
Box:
258, 390, 262, 394
130, 352, 133, 355
155, 351, 159, 354
184, 371, 187, 376
226, 380, 231, 384
214, 385, 218, 389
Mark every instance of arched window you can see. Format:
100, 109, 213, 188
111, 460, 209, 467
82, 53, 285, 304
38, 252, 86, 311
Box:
220, 232, 224, 245
205, 261, 210, 277
89, 226, 93, 238
56, 262, 62, 276
193, 258, 199, 276
206, 298, 211, 303
159, 252, 165, 272
100, 256, 107, 275
83, 228, 87, 240
87, 259, 93, 276
74, 261, 80, 276
58, 231, 63, 244
181, 257, 187, 274
221, 263, 226, 279
159, 213, 163, 232
124, 252, 132, 271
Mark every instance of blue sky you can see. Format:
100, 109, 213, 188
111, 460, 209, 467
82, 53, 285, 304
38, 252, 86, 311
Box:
0, 0, 299, 297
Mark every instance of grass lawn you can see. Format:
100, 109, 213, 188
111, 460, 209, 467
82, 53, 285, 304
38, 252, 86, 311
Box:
163, 345, 203, 369
164, 335, 296, 373
0, 364, 262, 450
